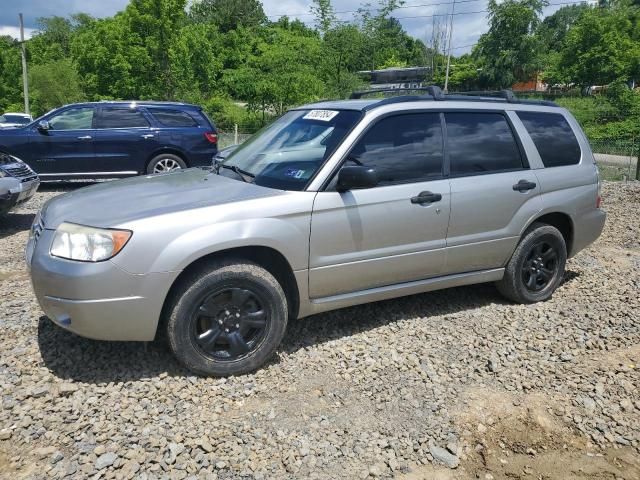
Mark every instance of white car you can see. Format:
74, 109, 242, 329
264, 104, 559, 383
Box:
0, 112, 33, 129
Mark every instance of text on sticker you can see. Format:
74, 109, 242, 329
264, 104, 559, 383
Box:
303, 110, 339, 122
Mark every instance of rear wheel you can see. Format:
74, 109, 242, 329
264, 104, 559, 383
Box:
147, 153, 186, 174
166, 260, 288, 376
497, 223, 567, 303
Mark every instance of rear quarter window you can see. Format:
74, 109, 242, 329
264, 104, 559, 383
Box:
149, 108, 199, 127
517, 111, 581, 167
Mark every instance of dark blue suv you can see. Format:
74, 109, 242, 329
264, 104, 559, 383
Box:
0, 101, 218, 179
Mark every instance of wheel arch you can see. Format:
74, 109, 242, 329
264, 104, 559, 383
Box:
158, 245, 300, 339
523, 211, 574, 256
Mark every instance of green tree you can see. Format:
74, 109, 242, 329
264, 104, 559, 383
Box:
433, 54, 482, 90
224, 24, 324, 116
29, 58, 85, 115
72, 0, 187, 99
320, 25, 368, 98
311, 0, 337, 36
189, 0, 266, 32
0, 36, 23, 111
474, 0, 546, 88
558, 5, 640, 86
169, 23, 223, 101
536, 4, 588, 50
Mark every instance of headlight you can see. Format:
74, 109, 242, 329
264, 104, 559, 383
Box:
0, 169, 6, 178
50, 222, 132, 262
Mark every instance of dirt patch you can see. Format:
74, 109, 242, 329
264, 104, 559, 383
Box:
396, 387, 640, 479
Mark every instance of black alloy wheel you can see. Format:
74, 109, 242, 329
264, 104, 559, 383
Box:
496, 222, 567, 304
521, 241, 559, 292
191, 287, 269, 361
166, 260, 288, 376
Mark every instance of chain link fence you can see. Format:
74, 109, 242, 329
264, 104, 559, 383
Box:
590, 139, 639, 181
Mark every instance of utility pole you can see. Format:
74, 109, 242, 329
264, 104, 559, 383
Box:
635, 142, 640, 181
19, 13, 30, 115
443, 0, 456, 93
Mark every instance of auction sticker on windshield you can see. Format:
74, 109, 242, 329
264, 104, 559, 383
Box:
303, 110, 339, 122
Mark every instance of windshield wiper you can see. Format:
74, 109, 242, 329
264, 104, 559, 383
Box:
213, 160, 255, 183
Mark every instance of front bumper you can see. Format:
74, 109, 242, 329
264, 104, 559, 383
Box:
26, 229, 179, 341
0, 176, 40, 214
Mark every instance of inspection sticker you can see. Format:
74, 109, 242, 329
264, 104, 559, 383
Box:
285, 168, 306, 178
303, 109, 339, 122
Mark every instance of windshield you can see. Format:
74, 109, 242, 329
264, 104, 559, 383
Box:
0, 114, 31, 125
222, 109, 362, 191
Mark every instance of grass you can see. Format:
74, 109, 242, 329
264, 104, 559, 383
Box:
598, 164, 637, 181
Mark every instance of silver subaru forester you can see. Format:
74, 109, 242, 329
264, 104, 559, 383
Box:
26, 88, 606, 376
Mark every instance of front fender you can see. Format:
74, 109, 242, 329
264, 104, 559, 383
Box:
111, 215, 311, 275
156, 218, 308, 273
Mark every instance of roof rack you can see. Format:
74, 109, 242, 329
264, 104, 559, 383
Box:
350, 87, 444, 99
451, 89, 517, 102
352, 86, 558, 109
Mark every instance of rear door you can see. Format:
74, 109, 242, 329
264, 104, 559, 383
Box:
148, 107, 217, 167
93, 106, 160, 174
444, 111, 542, 274
30, 106, 96, 175
308, 112, 451, 298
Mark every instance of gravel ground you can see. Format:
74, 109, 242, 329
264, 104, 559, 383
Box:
0, 181, 639, 480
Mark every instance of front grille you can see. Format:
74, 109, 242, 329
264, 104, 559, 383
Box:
4, 163, 37, 181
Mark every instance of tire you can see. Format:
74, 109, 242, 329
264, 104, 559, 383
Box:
166, 260, 288, 376
497, 222, 567, 304
147, 153, 187, 174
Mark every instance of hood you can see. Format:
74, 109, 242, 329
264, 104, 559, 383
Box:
42, 168, 284, 229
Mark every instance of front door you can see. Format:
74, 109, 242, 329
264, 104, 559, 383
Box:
93, 106, 160, 174
31, 106, 96, 175
309, 112, 451, 299
443, 111, 543, 274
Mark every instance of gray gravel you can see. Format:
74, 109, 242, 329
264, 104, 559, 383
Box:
0, 181, 639, 479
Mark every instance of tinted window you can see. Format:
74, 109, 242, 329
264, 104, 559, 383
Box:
350, 113, 444, 185
1, 114, 30, 124
446, 113, 523, 176
150, 108, 198, 127
517, 111, 581, 167
97, 108, 149, 128
49, 107, 94, 130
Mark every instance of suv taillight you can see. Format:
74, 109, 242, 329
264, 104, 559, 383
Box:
204, 132, 218, 144
596, 195, 602, 209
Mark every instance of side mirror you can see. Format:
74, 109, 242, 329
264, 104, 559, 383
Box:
37, 120, 50, 132
336, 165, 378, 192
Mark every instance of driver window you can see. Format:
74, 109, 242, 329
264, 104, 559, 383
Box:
49, 107, 94, 130
349, 113, 444, 186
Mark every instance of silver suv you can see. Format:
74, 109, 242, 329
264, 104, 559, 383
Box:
26, 88, 605, 376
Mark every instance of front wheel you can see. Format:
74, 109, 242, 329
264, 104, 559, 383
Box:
147, 153, 187, 174
166, 260, 288, 376
497, 223, 567, 303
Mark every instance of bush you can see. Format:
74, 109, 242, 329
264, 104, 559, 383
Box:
202, 96, 272, 133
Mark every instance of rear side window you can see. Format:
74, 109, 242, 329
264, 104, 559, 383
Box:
517, 111, 581, 167
97, 108, 149, 129
149, 108, 199, 127
445, 112, 523, 176
350, 113, 444, 185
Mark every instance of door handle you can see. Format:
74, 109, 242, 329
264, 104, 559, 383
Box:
141, 134, 155, 139
513, 179, 537, 192
77, 135, 92, 140
410, 191, 442, 205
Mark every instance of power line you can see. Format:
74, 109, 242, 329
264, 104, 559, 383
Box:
265, 0, 486, 19
265, 0, 594, 20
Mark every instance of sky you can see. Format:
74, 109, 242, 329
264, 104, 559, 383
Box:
1, 0, 592, 55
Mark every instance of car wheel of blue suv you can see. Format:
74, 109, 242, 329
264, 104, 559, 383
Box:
147, 153, 187, 174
